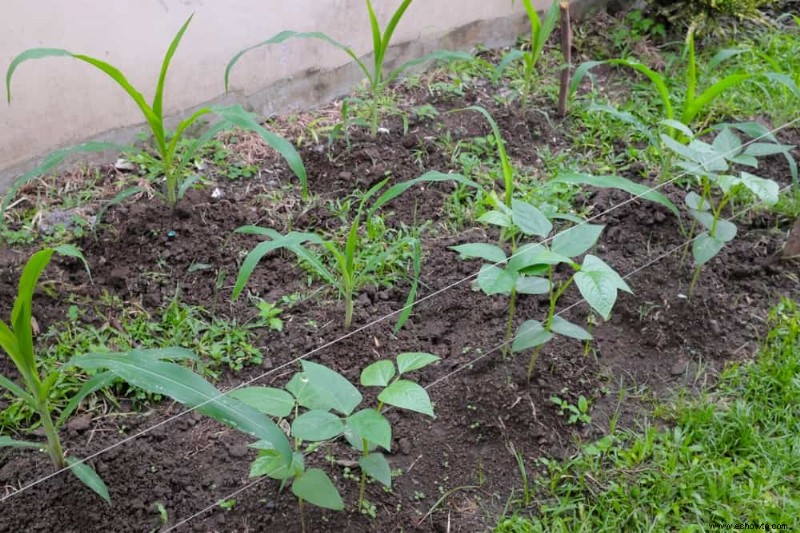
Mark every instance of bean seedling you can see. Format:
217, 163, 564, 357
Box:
229, 353, 439, 531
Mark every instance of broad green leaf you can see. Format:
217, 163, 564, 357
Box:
511, 200, 552, 238
292, 410, 344, 442
476, 265, 517, 295
685, 191, 708, 211
228, 387, 295, 418
739, 172, 779, 205
478, 210, 512, 227
250, 449, 304, 480
360, 360, 396, 387
345, 409, 391, 450
450, 243, 507, 263
575, 255, 632, 320
693, 232, 726, 266
378, 380, 435, 417
515, 275, 550, 295
0, 436, 43, 450
508, 243, 571, 273
551, 224, 604, 258
512, 320, 553, 352
67, 457, 110, 504
71, 351, 292, 463
712, 128, 742, 154
359, 453, 392, 487
301, 361, 362, 416
689, 211, 737, 242
742, 142, 795, 157
286, 372, 331, 411
292, 469, 344, 510
396, 352, 440, 374
552, 173, 679, 217
550, 316, 593, 341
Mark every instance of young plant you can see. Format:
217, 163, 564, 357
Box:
453, 200, 632, 379
568, 27, 799, 178
494, 0, 561, 105
661, 126, 782, 294
6, 15, 308, 209
0, 248, 291, 503
232, 172, 478, 329
229, 353, 439, 531
225, 0, 471, 136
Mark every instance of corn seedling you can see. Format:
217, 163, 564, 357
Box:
661, 125, 783, 295
494, 0, 561, 105
0, 248, 291, 503
568, 28, 799, 179
230, 354, 439, 531
225, 0, 472, 137
6, 15, 307, 211
232, 171, 478, 329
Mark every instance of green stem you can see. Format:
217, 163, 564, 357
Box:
504, 288, 517, 358
299, 498, 306, 533
688, 265, 703, 299
358, 437, 369, 510
370, 85, 380, 137
39, 404, 65, 468
344, 292, 354, 330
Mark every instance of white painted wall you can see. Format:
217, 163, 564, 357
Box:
0, 0, 592, 188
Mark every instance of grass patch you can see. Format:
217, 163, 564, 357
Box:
497, 298, 800, 532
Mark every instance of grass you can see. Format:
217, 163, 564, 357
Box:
496, 297, 800, 532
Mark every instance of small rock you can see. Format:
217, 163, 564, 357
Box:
377, 290, 390, 301
228, 445, 249, 459
262, 356, 274, 369
67, 413, 92, 433
709, 320, 721, 336
338, 171, 353, 181
211, 187, 224, 200
654, 211, 666, 223
114, 158, 137, 171
670, 362, 686, 376
399, 438, 412, 455
377, 127, 390, 135
356, 292, 371, 308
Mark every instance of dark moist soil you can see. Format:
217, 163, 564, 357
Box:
2, 18, 800, 533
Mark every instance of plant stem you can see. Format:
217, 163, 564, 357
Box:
299, 497, 306, 533
358, 437, 369, 510
344, 292, 354, 330
504, 287, 517, 358
39, 405, 65, 468
370, 86, 380, 137
688, 265, 703, 298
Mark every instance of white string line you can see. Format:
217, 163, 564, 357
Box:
159, 185, 791, 532
2, 117, 798, 503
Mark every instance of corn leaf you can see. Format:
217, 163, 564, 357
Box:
66, 457, 110, 504
552, 172, 679, 217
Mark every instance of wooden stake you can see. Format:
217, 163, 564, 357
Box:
558, 1, 572, 117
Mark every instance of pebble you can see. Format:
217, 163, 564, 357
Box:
709, 319, 721, 336
67, 413, 92, 433
670, 362, 686, 376
399, 437, 412, 455
228, 445, 249, 459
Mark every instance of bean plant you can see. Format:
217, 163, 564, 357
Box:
453, 200, 632, 378
662, 125, 783, 294
6, 15, 308, 209
225, 0, 471, 136
229, 354, 439, 531
494, 0, 561, 105
233, 172, 478, 329
568, 28, 798, 179
0, 248, 291, 503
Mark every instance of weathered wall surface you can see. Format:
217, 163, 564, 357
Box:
0, 0, 600, 190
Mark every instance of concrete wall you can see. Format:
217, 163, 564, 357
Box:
0, 0, 596, 190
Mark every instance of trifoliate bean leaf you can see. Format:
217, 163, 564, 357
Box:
346, 409, 391, 451
291, 410, 344, 441
301, 361, 362, 416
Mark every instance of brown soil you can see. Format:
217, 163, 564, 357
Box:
1, 14, 799, 533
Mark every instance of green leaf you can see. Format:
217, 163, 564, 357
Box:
345, 409, 391, 450
368, 171, 480, 217
512, 320, 553, 352
292, 410, 344, 442
0, 436, 43, 450
57, 371, 117, 428
250, 449, 304, 480
394, 238, 421, 334
689, 211, 737, 242
378, 380, 435, 417
515, 276, 550, 295
575, 255, 632, 320
685, 191, 708, 211
742, 142, 795, 157
360, 360, 396, 387
301, 361, 362, 416
152, 15, 194, 120
385, 50, 475, 86
739, 172, 779, 206
67, 457, 110, 504
359, 452, 392, 488
551, 224, 604, 258
477, 210, 512, 227
397, 353, 440, 374
552, 173, 679, 218
292, 469, 344, 511
693, 233, 726, 266
476, 265, 517, 295
508, 243, 571, 273
450, 243, 507, 263
228, 387, 295, 418
71, 351, 292, 463
550, 316, 593, 341
286, 372, 330, 411
54, 244, 92, 282
511, 200, 552, 238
